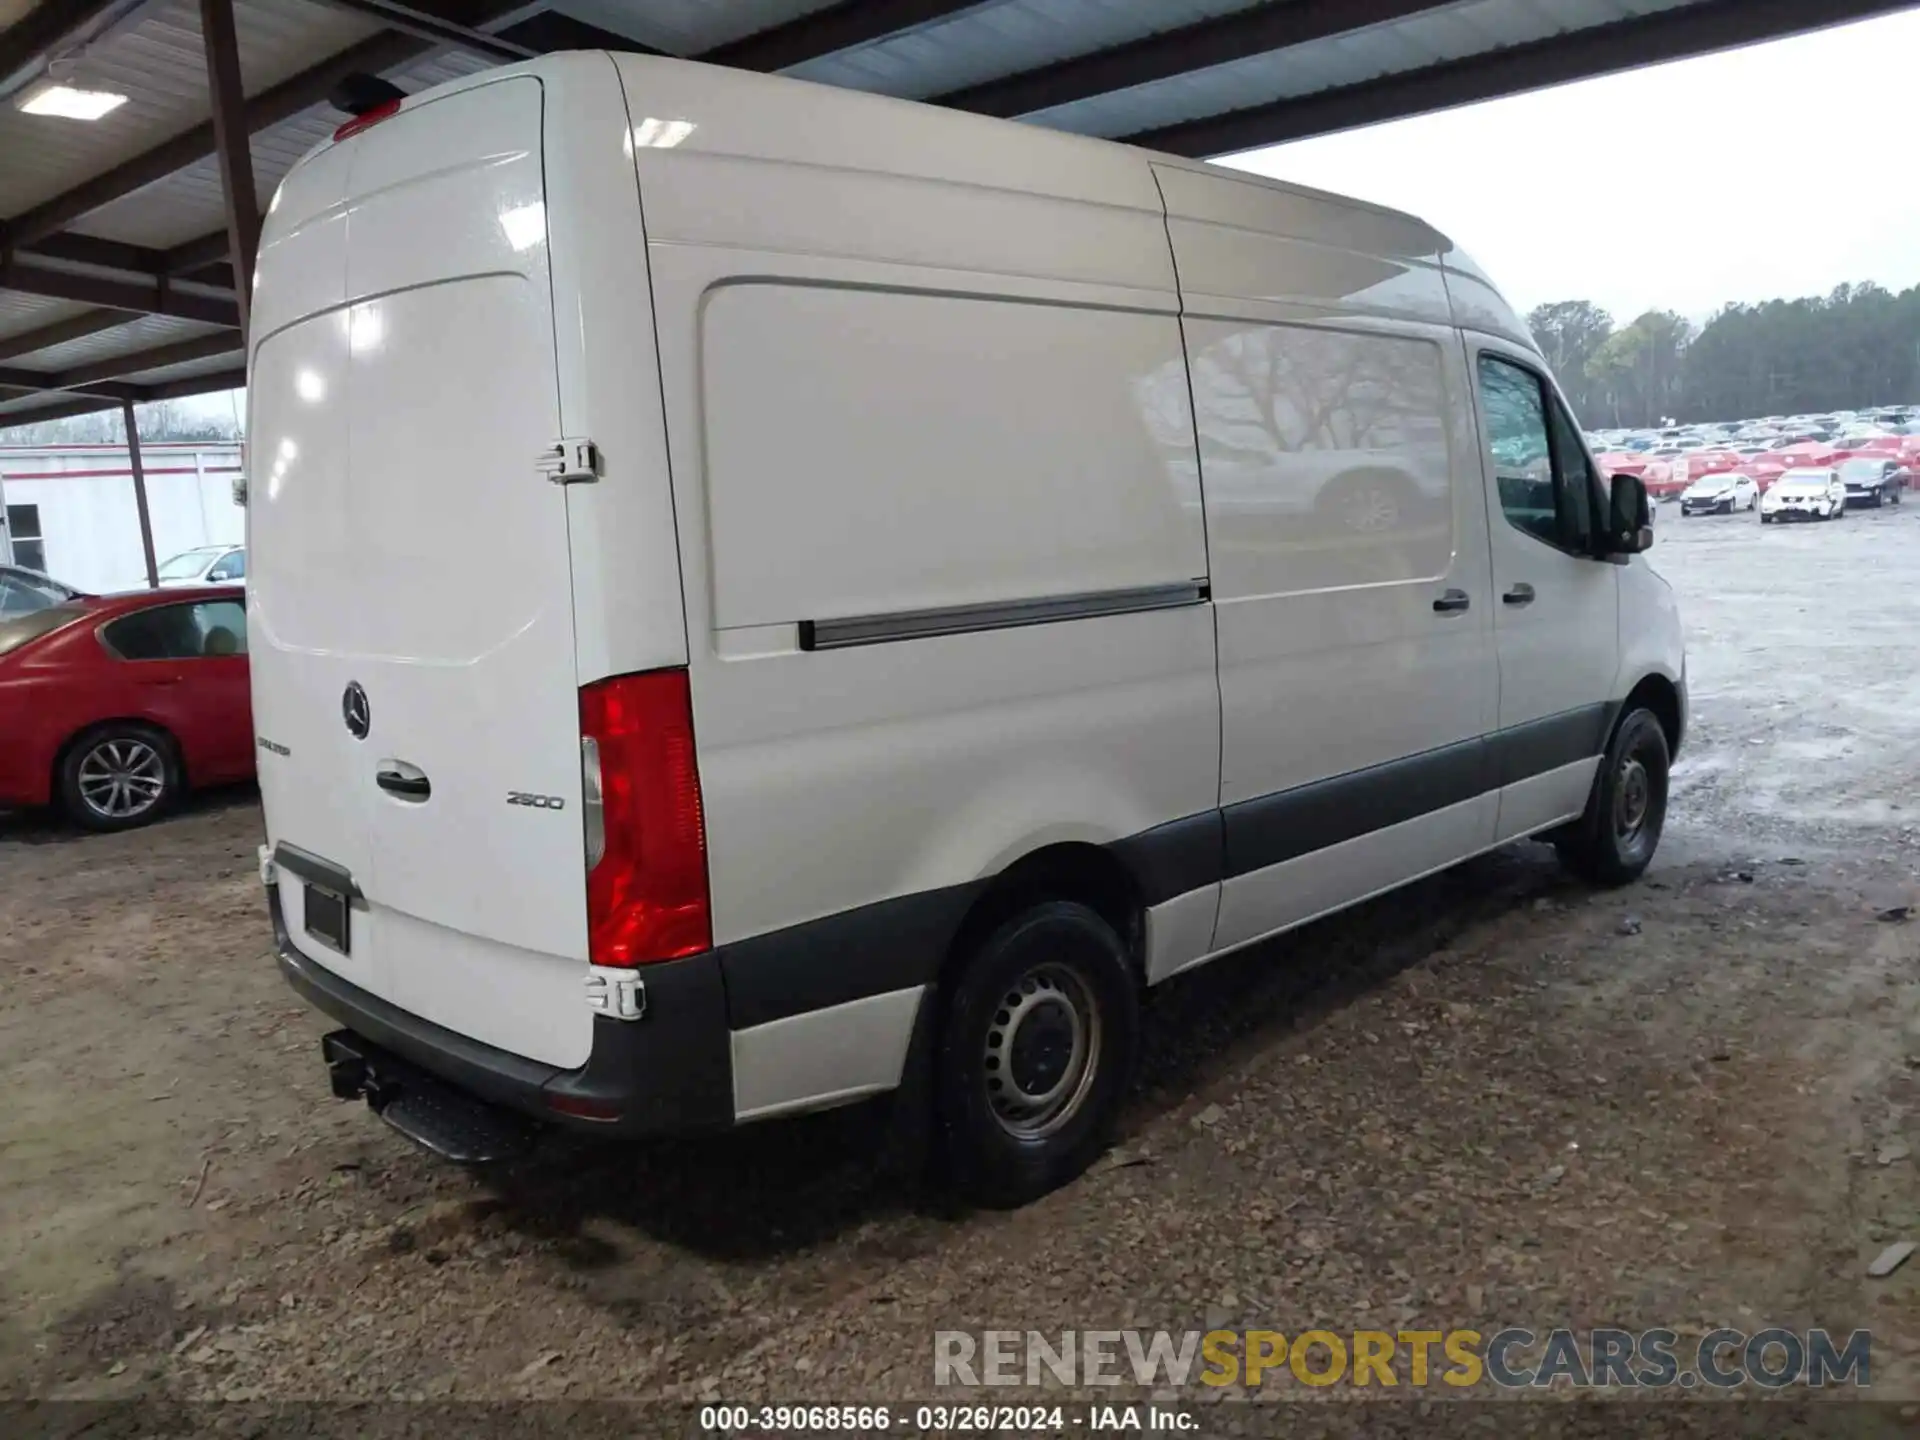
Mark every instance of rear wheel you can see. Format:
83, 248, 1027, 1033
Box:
935, 901, 1139, 1207
1555, 708, 1670, 887
58, 723, 180, 832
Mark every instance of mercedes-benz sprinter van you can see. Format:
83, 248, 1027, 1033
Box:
249, 52, 1682, 1205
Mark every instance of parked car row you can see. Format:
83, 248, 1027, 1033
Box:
1591, 409, 1920, 503
1674, 462, 1906, 523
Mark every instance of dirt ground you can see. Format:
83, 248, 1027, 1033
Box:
6, 501, 1920, 1425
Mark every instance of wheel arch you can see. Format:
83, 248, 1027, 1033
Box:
940, 841, 1148, 1000
1619, 673, 1683, 761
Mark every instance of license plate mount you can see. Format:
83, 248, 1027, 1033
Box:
305, 882, 350, 955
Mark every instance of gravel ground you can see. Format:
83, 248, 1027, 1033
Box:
5, 501, 1920, 1429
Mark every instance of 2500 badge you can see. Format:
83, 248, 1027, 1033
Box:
506, 791, 566, 810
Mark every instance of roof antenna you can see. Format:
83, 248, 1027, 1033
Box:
329, 74, 406, 116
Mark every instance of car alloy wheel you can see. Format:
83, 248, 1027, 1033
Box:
76, 736, 167, 821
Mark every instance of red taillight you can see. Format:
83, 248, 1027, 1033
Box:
579, 668, 710, 967
332, 99, 401, 142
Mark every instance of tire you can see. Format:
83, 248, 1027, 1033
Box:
1555, 708, 1671, 887
935, 900, 1139, 1207
1761, 513, 1773, 524
57, 723, 181, 832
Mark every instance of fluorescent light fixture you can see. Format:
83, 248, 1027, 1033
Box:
18, 83, 128, 120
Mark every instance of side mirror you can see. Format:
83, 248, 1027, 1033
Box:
1606, 473, 1654, 555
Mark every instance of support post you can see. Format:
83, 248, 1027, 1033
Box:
200, 0, 260, 336
124, 401, 159, 589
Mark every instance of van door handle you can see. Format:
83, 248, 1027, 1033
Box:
1503, 583, 1537, 606
1432, 589, 1471, 614
376, 766, 431, 801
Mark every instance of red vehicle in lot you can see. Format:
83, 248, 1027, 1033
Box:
1773, 442, 1843, 471
0, 585, 253, 830
1734, 455, 1791, 490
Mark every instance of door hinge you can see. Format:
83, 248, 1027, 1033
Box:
537, 437, 600, 484
585, 966, 646, 1021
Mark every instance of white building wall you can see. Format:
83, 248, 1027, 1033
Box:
0, 444, 244, 593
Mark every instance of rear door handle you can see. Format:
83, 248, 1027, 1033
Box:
1432, 588, 1471, 614
376, 765, 431, 801
1503, 583, 1537, 606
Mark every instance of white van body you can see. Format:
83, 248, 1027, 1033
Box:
249, 53, 1684, 1159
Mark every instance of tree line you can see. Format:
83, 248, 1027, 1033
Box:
1528, 283, 1920, 430
1, 396, 242, 446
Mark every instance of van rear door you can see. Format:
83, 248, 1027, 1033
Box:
251, 76, 592, 1069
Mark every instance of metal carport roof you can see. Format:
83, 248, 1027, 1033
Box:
0, 0, 1913, 429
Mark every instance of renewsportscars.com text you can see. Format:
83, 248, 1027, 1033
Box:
934, 1327, 1872, 1390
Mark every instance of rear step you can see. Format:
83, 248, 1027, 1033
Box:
322, 1030, 540, 1163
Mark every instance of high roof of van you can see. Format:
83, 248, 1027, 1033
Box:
290, 51, 1532, 351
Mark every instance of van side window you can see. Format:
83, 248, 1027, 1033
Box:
1477, 354, 1598, 554
1188, 322, 1454, 596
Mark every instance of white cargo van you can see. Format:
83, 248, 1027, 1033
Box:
249, 52, 1683, 1205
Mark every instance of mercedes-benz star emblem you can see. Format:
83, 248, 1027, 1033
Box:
342, 681, 371, 740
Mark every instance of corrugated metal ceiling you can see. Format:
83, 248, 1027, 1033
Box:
73, 47, 491, 248
1024, 0, 1697, 137
0, 0, 381, 220
13, 315, 227, 371
0, 292, 93, 344
792, 0, 1256, 99
549, 0, 842, 57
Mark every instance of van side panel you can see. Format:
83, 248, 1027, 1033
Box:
619, 66, 1222, 1113
1152, 164, 1501, 954
700, 283, 1204, 630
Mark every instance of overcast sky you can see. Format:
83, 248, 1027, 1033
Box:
1223, 8, 1920, 327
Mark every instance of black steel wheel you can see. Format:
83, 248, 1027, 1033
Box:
1555, 708, 1671, 887
935, 901, 1138, 1207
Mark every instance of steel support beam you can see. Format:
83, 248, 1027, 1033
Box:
304, 0, 536, 62
123, 400, 159, 588
701, 0, 988, 70
0, 309, 130, 363
200, 0, 261, 335
0, 392, 119, 427
54, 331, 244, 388
0, 362, 246, 432
10, 232, 171, 275
0, 260, 239, 327
1123, 0, 1920, 156
0, 363, 135, 399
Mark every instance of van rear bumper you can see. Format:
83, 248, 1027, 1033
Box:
268, 883, 735, 1137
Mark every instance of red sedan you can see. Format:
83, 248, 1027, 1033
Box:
0, 585, 253, 830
